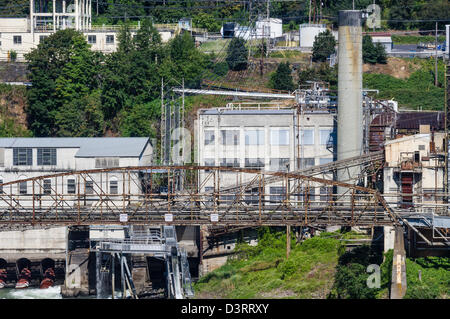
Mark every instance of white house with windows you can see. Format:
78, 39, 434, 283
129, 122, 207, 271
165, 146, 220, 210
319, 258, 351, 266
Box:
0, 0, 173, 61
0, 137, 153, 202
196, 107, 335, 201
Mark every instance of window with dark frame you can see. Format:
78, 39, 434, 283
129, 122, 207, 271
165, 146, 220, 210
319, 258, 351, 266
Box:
67, 179, 76, 194
13, 148, 32, 166
43, 179, 51, 195
88, 35, 96, 44
106, 35, 114, 44
85, 181, 94, 194
19, 181, 27, 194
204, 130, 215, 145
110, 180, 118, 194
37, 148, 57, 165
13, 35, 22, 44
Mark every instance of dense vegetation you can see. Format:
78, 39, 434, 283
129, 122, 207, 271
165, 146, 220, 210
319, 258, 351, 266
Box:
363, 35, 387, 64
404, 256, 450, 299
194, 228, 343, 298
194, 228, 449, 299
312, 29, 336, 63
25, 22, 210, 138
194, 228, 396, 299
270, 62, 295, 91
2, 1, 449, 31
363, 58, 446, 110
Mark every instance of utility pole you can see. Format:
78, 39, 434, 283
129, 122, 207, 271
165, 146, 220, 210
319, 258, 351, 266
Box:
309, 0, 312, 24
435, 21, 438, 87
161, 77, 164, 164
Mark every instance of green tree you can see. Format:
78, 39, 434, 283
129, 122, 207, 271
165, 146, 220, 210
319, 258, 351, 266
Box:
25, 29, 102, 137
312, 29, 336, 63
363, 35, 378, 64
270, 62, 295, 91
226, 37, 248, 71
119, 100, 160, 137
363, 35, 387, 64
193, 12, 221, 32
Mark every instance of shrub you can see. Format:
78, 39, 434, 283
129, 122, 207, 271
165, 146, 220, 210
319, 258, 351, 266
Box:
213, 61, 228, 76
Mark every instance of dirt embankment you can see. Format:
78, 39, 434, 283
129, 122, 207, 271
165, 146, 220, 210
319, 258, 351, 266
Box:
363, 57, 420, 79
0, 85, 29, 130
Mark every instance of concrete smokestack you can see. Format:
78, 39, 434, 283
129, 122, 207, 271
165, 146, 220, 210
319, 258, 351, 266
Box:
337, 10, 363, 185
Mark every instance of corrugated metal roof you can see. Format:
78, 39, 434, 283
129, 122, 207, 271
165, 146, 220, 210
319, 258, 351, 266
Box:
0, 137, 150, 158
395, 112, 444, 130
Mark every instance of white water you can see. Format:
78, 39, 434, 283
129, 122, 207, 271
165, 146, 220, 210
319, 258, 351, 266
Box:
0, 286, 63, 299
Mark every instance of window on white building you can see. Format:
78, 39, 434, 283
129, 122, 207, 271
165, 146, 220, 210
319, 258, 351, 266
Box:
13, 148, 32, 166
270, 158, 290, 171
110, 180, 118, 194
37, 148, 57, 166
270, 129, 289, 145
204, 130, 215, 145
270, 186, 286, 202
95, 157, 119, 168
300, 129, 314, 145
85, 181, 94, 194
106, 35, 114, 44
220, 158, 240, 167
298, 158, 315, 169
88, 35, 96, 44
204, 158, 215, 166
0, 177, 3, 193
245, 158, 265, 168
43, 179, 51, 194
220, 130, 239, 145
319, 158, 333, 165
13, 35, 22, 45
19, 181, 27, 194
245, 129, 264, 145
67, 179, 76, 194
319, 129, 333, 145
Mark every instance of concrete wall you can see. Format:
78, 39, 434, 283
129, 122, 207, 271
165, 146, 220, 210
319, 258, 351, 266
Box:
0, 226, 66, 260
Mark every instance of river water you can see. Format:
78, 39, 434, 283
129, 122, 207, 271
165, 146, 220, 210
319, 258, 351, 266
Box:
0, 286, 63, 299
0, 286, 129, 299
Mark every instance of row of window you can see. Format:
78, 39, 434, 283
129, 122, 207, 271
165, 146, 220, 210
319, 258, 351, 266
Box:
88, 34, 115, 44
204, 186, 333, 202
205, 129, 290, 146
13, 148, 56, 166
1, 179, 119, 195
9, 34, 115, 46
10, 148, 121, 167
204, 157, 333, 169
204, 128, 334, 146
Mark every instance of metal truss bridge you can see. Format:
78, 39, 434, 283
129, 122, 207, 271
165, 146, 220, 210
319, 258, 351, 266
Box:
0, 164, 401, 228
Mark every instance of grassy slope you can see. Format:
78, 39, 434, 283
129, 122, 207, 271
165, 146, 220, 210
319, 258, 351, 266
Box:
404, 257, 450, 299
363, 58, 446, 111
194, 232, 343, 299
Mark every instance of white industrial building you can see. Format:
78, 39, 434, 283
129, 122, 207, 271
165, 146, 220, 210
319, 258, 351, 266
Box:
299, 23, 327, 48
383, 132, 446, 210
196, 106, 335, 199
0, 0, 173, 61
371, 34, 393, 53
0, 137, 153, 204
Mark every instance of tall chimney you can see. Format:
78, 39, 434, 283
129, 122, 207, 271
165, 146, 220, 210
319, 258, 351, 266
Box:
337, 10, 363, 186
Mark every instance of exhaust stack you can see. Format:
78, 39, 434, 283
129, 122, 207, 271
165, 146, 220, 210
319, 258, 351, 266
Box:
337, 10, 363, 186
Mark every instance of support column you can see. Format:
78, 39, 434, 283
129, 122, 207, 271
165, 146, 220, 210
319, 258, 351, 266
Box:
96, 251, 101, 299
286, 225, 291, 259
390, 226, 407, 299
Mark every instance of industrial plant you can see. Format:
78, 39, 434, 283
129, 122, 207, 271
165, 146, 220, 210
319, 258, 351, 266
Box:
0, 0, 448, 301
